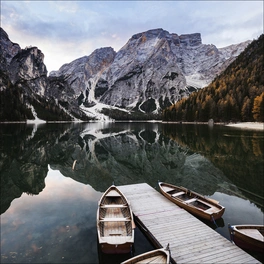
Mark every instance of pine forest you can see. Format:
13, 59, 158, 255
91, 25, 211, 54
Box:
163, 34, 264, 123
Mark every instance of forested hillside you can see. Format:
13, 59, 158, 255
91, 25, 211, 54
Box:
0, 70, 72, 121
163, 34, 264, 122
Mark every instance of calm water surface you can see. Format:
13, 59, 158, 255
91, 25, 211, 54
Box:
1, 122, 263, 263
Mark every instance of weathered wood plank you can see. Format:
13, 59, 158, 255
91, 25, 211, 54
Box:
202, 248, 259, 263
144, 219, 199, 232
118, 183, 260, 264
158, 231, 221, 246
151, 228, 214, 244
203, 250, 254, 263
165, 240, 224, 256
148, 220, 209, 233
176, 245, 245, 263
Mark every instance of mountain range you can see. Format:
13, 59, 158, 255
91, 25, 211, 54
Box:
163, 34, 264, 122
0, 27, 251, 121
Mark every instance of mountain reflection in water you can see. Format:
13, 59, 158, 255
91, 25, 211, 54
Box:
0, 122, 263, 263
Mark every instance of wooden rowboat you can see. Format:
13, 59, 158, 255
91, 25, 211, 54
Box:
228, 224, 264, 253
97, 185, 135, 254
121, 244, 171, 264
158, 182, 225, 222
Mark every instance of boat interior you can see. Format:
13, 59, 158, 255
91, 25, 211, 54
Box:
164, 186, 213, 211
128, 251, 168, 263
98, 192, 133, 238
237, 227, 264, 242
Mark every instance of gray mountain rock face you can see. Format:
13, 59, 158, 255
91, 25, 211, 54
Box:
9, 47, 48, 96
0, 28, 48, 96
98, 29, 188, 112
0, 27, 73, 121
49, 28, 250, 114
48, 47, 116, 108
0, 27, 21, 73
0, 27, 250, 120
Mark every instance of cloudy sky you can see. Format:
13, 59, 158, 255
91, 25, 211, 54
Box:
1, 1, 263, 73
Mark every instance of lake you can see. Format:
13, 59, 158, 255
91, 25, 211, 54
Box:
1, 122, 263, 263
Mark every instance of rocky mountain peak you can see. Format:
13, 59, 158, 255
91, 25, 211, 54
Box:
88, 47, 116, 69
0, 26, 251, 121
131, 28, 170, 40
48, 47, 116, 101
47, 28, 251, 117
130, 28, 202, 47
0, 27, 48, 96
8, 46, 47, 95
179, 33, 202, 47
0, 27, 21, 72
50, 47, 116, 78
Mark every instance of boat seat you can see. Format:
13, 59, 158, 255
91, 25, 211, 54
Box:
205, 208, 215, 213
103, 235, 133, 244
101, 204, 127, 208
172, 191, 185, 197
109, 232, 123, 236
105, 190, 121, 197
185, 198, 197, 204
164, 187, 175, 192
99, 217, 130, 222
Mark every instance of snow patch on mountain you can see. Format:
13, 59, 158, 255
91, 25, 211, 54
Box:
1, 26, 251, 121
219, 41, 251, 59
185, 75, 209, 89
80, 102, 129, 122
26, 105, 46, 124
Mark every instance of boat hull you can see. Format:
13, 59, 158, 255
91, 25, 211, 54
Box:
100, 242, 133, 254
159, 182, 225, 222
97, 185, 135, 254
228, 224, 264, 253
121, 247, 170, 264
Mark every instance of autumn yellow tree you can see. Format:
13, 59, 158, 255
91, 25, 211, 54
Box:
252, 92, 264, 121
241, 97, 251, 121
162, 35, 264, 123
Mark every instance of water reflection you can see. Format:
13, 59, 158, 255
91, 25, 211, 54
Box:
162, 123, 264, 208
1, 122, 263, 263
49, 122, 230, 197
1, 168, 101, 263
1, 122, 263, 214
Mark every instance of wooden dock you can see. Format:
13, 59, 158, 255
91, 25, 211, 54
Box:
118, 183, 260, 264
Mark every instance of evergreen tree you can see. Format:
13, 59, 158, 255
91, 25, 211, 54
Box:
162, 34, 264, 122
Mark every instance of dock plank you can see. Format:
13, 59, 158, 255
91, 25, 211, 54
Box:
176, 245, 241, 263
118, 183, 260, 264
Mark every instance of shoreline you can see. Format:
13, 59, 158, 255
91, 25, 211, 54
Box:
162, 121, 264, 130
1, 120, 263, 130
224, 122, 264, 130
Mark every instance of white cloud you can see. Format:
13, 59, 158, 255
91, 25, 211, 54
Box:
1, 0, 263, 71
51, 1, 79, 14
